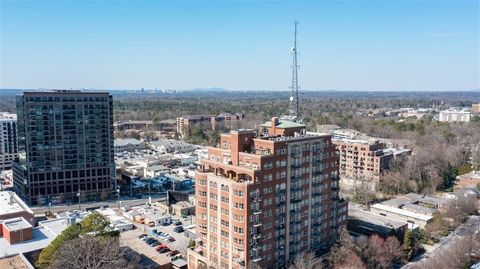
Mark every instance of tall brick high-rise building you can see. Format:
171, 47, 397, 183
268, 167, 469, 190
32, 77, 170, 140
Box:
188, 117, 348, 269
13, 90, 115, 205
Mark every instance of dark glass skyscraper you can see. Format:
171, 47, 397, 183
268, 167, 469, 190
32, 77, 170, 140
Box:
13, 90, 115, 205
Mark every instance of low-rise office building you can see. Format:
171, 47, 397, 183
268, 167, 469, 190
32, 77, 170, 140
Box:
438, 108, 471, 123
114, 138, 145, 153
368, 193, 446, 229
149, 139, 196, 154
0, 191, 35, 225
0, 217, 33, 244
455, 171, 480, 191
348, 205, 408, 238
370, 203, 432, 229
144, 165, 171, 178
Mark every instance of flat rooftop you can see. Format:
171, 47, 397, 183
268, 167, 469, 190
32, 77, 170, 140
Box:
0, 227, 57, 258
3, 218, 33, 231
114, 138, 143, 146
38, 218, 69, 236
0, 255, 30, 269
349, 208, 406, 229
371, 203, 433, 222
0, 191, 33, 217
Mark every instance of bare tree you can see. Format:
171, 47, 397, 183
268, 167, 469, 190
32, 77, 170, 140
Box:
288, 251, 321, 269
49, 236, 141, 269
356, 235, 406, 269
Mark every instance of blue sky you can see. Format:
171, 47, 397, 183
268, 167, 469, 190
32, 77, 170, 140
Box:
1, 0, 479, 91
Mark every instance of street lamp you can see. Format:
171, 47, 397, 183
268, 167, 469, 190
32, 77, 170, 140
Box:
77, 190, 81, 211
117, 186, 121, 210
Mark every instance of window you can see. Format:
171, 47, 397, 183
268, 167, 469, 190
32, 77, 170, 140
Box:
233, 189, 244, 197
234, 237, 244, 245
233, 214, 244, 222
221, 208, 229, 215
234, 202, 244, 209
221, 230, 229, 238
234, 226, 244, 234
263, 162, 273, 169
221, 196, 229, 203
221, 219, 229, 227
221, 184, 229, 192
209, 193, 217, 200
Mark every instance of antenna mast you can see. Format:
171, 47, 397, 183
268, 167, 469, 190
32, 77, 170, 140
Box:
288, 21, 300, 121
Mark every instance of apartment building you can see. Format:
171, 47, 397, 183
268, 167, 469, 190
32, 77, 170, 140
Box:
188, 117, 348, 269
333, 138, 411, 191
177, 115, 212, 137
438, 108, 471, 123
0, 113, 18, 171
13, 91, 115, 205
176, 113, 244, 137
471, 104, 480, 114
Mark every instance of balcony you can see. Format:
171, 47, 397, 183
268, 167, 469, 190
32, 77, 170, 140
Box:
251, 256, 263, 262
291, 163, 302, 169
235, 258, 246, 267
252, 209, 262, 215
252, 221, 262, 228
291, 197, 302, 203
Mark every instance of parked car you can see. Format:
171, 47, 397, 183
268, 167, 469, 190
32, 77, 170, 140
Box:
167, 236, 175, 242
138, 233, 148, 239
159, 248, 170, 253
155, 244, 169, 251
143, 237, 153, 242
171, 254, 182, 261
173, 226, 184, 233
166, 250, 179, 257
145, 238, 156, 244
148, 222, 155, 227
150, 241, 160, 247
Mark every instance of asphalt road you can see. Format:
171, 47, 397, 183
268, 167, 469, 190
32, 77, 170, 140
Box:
31, 195, 167, 214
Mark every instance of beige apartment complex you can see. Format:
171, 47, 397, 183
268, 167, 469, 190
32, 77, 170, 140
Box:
176, 113, 244, 137
333, 138, 411, 191
471, 103, 480, 114
188, 117, 348, 269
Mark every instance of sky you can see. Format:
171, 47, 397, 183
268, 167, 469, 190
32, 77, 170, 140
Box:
0, 0, 479, 91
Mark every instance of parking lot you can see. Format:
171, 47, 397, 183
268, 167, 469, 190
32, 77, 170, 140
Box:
119, 216, 193, 266
120, 227, 172, 267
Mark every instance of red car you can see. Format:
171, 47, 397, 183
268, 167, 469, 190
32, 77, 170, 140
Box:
155, 244, 169, 251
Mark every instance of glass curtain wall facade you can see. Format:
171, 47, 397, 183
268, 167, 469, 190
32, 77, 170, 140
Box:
13, 91, 115, 205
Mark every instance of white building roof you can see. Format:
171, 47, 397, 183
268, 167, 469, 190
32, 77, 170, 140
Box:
0, 227, 57, 258
115, 138, 143, 147
0, 191, 33, 216
371, 203, 433, 222
3, 217, 32, 231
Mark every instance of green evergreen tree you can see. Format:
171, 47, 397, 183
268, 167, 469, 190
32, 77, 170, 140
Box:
402, 230, 413, 260
36, 212, 116, 269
